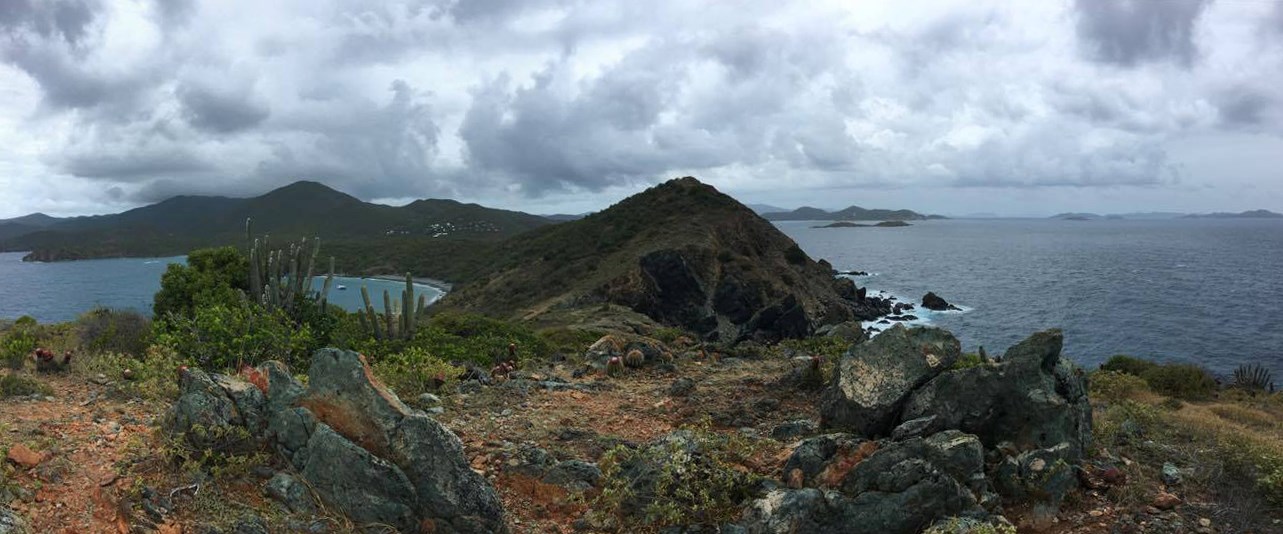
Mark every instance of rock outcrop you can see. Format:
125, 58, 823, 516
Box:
166, 349, 507, 534
744, 430, 994, 534
921, 292, 960, 311
443, 177, 892, 342
753, 326, 1091, 530
819, 326, 960, 436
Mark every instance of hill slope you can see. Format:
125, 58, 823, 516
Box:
442, 177, 890, 341
763, 205, 942, 221
1, 181, 551, 261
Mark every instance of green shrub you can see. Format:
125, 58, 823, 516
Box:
1089, 370, 1150, 402
0, 372, 52, 398
778, 336, 849, 359
372, 347, 465, 399
925, 517, 1017, 534
1, 329, 36, 371
537, 326, 605, 358
953, 352, 986, 370
75, 346, 190, 401
153, 246, 248, 319
76, 307, 151, 356
591, 420, 762, 529
154, 302, 314, 371
1100, 355, 1158, 376
1141, 363, 1218, 401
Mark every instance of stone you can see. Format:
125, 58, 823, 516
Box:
5, 444, 45, 468
770, 420, 819, 441
0, 506, 29, 534
1161, 462, 1182, 486
744, 431, 993, 534
668, 377, 697, 397
1152, 491, 1181, 510
779, 433, 870, 489
824, 322, 867, 345
820, 325, 961, 436
417, 393, 442, 407
263, 473, 316, 514
920, 292, 955, 311
542, 460, 602, 491
165, 368, 258, 452
890, 416, 938, 441
899, 330, 1091, 513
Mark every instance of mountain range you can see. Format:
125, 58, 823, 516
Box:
1050, 209, 1282, 220
0, 181, 551, 262
762, 205, 944, 221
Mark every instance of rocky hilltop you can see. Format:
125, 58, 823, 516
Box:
443, 177, 890, 341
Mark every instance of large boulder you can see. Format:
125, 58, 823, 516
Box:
900, 329, 1091, 516
167, 349, 508, 534
820, 326, 960, 436
743, 431, 993, 534
920, 292, 958, 311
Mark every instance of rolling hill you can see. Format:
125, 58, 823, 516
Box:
0, 181, 552, 262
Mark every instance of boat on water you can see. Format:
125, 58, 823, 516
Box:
336, 285, 347, 290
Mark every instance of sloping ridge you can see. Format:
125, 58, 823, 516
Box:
443, 176, 889, 341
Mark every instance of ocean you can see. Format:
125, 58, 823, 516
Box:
779, 218, 1283, 377
0, 252, 442, 323
1, 218, 1279, 377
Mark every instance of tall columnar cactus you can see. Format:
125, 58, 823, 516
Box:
359, 272, 422, 340
245, 218, 334, 314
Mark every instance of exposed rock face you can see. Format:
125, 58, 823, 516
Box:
808, 327, 1091, 523
820, 325, 960, 436
443, 177, 892, 342
743, 430, 993, 534
0, 506, 29, 534
167, 349, 507, 534
921, 292, 959, 311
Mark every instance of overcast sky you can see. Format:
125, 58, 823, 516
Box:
2, 0, 1282, 218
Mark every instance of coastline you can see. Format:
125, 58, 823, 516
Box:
363, 273, 453, 293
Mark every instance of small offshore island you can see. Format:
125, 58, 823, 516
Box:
1, 177, 1280, 534
812, 220, 913, 228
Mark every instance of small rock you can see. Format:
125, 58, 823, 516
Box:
1152, 491, 1182, 510
416, 393, 441, 407
5, 444, 46, 468
1198, 518, 1211, 528
1161, 462, 1182, 486
263, 473, 316, 514
770, 420, 819, 441
668, 377, 696, 397
425, 406, 445, 415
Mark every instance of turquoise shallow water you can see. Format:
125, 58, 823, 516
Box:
0, 253, 441, 322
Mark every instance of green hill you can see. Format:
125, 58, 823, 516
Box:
763, 205, 942, 221
1, 181, 551, 262
442, 177, 890, 341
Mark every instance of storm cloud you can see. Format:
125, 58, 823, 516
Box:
1, 0, 1282, 218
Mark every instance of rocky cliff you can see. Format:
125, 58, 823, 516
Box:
442, 177, 890, 341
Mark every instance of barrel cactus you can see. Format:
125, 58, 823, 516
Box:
624, 349, 645, 368
606, 356, 625, 377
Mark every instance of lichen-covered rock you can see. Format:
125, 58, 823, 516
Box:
820, 326, 960, 436
543, 460, 602, 491
780, 433, 869, 488
0, 506, 29, 534
263, 472, 316, 514
900, 329, 1090, 513
166, 350, 508, 534
165, 368, 259, 452
745, 431, 992, 534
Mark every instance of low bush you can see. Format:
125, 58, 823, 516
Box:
1089, 370, 1150, 403
953, 352, 986, 370
372, 347, 465, 399
1100, 354, 1158, 376
76, 307, 151, 356
590, 420, 763, 529
0, 372, 52, 398
1, 330, 35, 371
74, 346, 190, 401
153, 302, 314, 371
1140, 363, 1218, 401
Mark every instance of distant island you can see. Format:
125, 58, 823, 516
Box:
1051, 209, 1281, 220
812, 220, 912, 228
763, 205, 944, 221
1182, 209, 1283, 219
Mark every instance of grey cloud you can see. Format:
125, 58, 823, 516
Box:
1074, 0, 1211, 68
1215, 87, 1274, 127
61, 149, 213, 180
0, 0, 101, 45
178, 83, 270, 133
